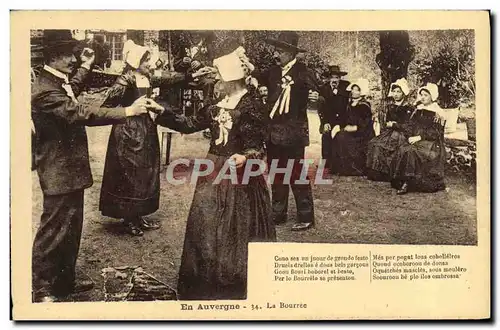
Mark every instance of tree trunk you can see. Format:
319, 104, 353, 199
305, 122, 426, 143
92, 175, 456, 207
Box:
376, 31, 415, 125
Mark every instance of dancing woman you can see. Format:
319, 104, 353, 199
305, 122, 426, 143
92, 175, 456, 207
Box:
155, 40, 276, 300
99, 41, 211, 236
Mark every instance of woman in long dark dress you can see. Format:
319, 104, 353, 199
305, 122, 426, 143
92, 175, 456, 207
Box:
366, 78, 414, 181
330, 78, 375, 176
155, 42, 275, 300
99, 41, 212, 236
390, 83, 447, 195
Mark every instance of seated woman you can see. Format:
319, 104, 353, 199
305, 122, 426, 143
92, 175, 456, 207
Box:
366, 78, 414, 181
390, 83, 447, 195
155, 40, 276, 300
330, 78, 375, 176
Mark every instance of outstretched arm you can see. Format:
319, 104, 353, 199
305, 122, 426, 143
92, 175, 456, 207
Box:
33, 88, 128, 126
155, 104, 212, 134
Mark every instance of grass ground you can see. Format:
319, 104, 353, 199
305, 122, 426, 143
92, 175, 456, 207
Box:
31, 112, 477, 302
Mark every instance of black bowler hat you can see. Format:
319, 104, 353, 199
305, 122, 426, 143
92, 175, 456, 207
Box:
327, 64, 348, 76
265, 31, 306, 53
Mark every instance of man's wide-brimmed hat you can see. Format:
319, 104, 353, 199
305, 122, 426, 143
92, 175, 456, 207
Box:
36, 30, 79, 51
265, 31, 306, 52
327, 64, 348, 76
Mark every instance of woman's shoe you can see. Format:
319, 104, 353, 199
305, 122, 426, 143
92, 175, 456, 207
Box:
139, 218, 161, 230
125, 222, 144, 236
397, 182, 409, 195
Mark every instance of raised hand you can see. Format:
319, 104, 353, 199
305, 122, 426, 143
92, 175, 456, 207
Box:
80, 48, 95, 68
192, 66, 215, 79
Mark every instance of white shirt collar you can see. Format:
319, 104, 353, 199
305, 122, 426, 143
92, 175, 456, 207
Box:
216, 88, 248, 110
43, 65, 69, 84
281, 58, 297, 77
134, 72, 151, 88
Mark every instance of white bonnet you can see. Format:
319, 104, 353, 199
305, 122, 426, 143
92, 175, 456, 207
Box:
388, 78, 410, 97
418, 83, 439, 102
347, 78, 370, 96
213, 46, 255, 82
122, 40, 150, 69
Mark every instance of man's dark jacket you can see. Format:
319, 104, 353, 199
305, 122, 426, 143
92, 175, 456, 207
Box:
31, 67, 128, 196
257, 61, 322, 147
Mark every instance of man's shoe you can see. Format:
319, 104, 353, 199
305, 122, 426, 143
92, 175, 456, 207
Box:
397, 182, 409, 195
33, 295, 57, 303
291, 222, 314, 231
73, 279, 95, 294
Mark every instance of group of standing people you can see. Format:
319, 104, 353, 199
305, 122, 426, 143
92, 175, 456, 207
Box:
31, 30, 323, 303
318, 68, 447, 195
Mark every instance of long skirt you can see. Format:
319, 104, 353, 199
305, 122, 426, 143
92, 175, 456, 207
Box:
366, 129, 407, 181
99, 115, 160, 219
331, 131, 369, 176
177, 153, 276, 300
391, 140, 446, 192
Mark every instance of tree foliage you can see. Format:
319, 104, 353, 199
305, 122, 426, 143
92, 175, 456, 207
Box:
376, 31, 415, 123
408, 30, 475, 108
165, 29, 475, 111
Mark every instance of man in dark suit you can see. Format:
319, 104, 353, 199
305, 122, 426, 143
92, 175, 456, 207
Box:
318, 65, 350, 173
257, 31, 321, 231
31, 30, 162, 302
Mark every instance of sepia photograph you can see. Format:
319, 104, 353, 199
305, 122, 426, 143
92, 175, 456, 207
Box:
10, 10, 490, 320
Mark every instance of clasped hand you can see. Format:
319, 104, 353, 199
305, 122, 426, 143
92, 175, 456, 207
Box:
229, 153, 247, 169
386, 121, 396, 128
125, 95, 165, 117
